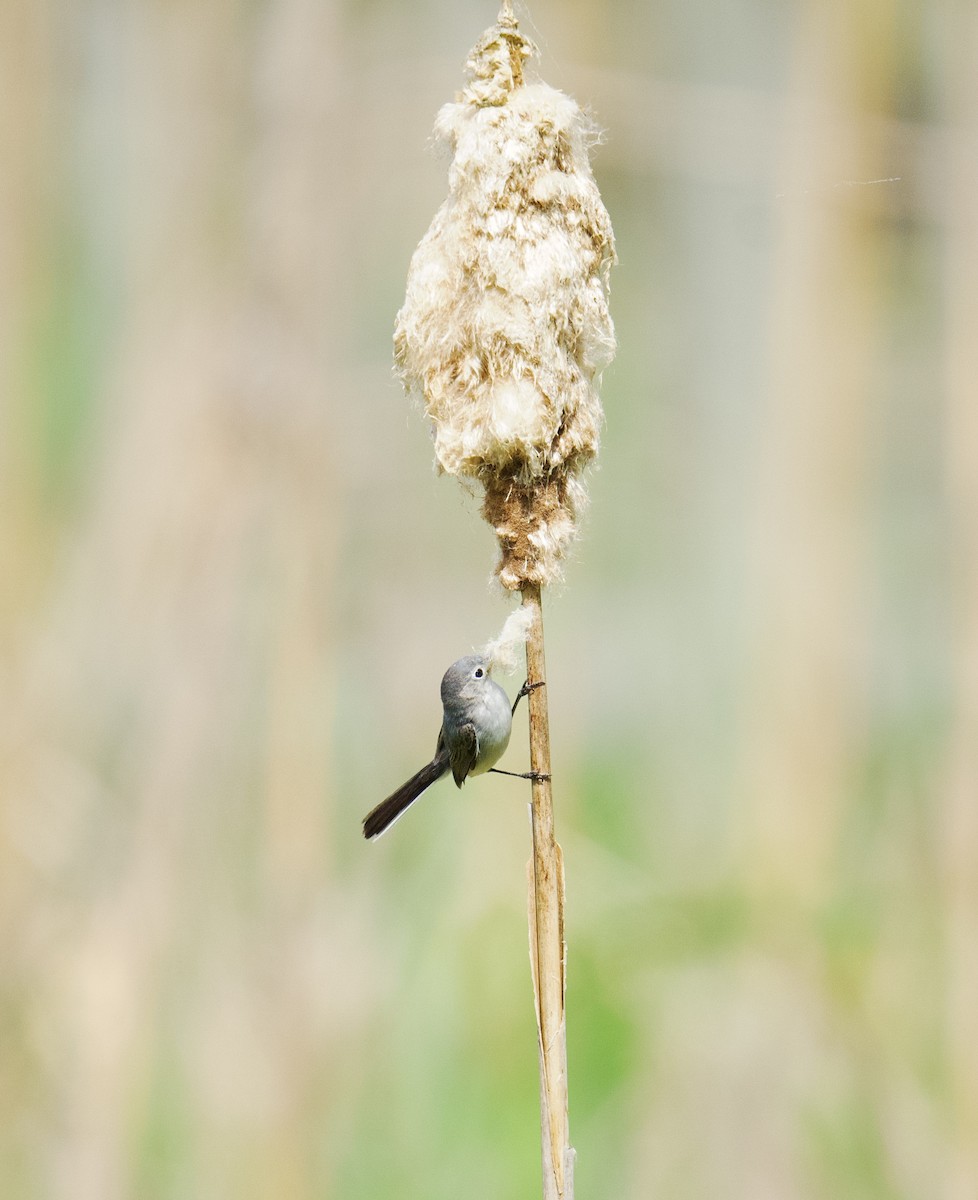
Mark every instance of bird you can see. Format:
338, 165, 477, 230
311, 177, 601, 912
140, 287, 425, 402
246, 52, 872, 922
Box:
362, 655, 544, 840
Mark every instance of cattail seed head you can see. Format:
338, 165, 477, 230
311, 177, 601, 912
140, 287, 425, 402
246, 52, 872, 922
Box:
394, 9, 616, 589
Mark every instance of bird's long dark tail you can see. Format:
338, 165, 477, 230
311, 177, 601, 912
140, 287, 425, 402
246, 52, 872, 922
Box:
362, 755, 449, 839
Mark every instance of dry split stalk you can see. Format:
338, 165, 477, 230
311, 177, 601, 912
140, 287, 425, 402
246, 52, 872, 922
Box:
394, 9, 615, 1198
522, 582, 572, 1200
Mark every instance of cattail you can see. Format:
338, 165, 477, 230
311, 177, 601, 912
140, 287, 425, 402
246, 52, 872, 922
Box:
394, 8, 616, 589
393, 8, 616, 1198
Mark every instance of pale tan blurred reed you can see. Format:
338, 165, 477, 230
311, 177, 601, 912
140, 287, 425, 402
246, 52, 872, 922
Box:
1, 1, 976, 1198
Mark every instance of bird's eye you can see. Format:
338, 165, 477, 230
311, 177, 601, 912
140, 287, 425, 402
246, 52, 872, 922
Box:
474, 666, 484, 678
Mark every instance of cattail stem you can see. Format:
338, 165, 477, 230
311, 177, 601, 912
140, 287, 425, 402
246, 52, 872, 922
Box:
522, 583, 573, 1199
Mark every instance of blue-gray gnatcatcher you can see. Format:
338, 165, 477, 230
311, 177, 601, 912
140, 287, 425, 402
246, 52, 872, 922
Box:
362, 655, 545, 839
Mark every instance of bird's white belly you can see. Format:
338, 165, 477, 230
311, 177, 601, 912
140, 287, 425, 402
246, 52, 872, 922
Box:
469, 686, 513, 775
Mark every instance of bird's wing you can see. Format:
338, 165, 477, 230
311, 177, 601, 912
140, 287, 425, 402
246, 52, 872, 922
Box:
448, 723, 479, 787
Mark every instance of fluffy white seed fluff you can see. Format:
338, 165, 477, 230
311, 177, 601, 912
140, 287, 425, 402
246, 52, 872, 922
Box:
394, 14, 616, 588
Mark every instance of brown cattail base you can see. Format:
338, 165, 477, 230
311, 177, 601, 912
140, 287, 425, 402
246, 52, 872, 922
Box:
483, 471, 586, 592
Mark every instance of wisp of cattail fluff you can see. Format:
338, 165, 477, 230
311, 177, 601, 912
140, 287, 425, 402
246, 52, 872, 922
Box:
482, 605, 534, 676
394, 9, 616, 590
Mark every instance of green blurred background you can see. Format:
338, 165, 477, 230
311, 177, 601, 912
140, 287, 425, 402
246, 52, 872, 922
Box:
2, 0, 976, 1196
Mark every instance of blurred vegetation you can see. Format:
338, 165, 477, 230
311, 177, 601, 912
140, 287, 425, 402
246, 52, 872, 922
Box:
1, 0, 976, 1197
